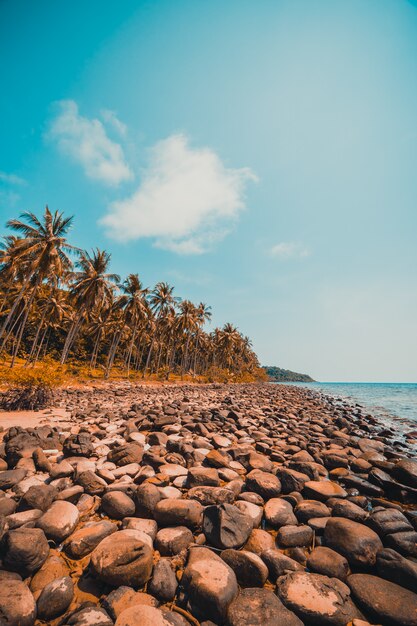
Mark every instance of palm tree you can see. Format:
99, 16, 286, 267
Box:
143, 282, 178, 378
0, 207, 77, 341
60, 249, 119, 364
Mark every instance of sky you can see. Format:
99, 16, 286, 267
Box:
1, 0, 417, 382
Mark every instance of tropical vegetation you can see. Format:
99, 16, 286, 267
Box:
0, 206, 264, 383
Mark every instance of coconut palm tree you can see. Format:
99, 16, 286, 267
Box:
60, 249, 119, 364
0, 207, 77, 347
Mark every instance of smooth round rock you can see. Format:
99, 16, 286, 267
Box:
91, 530, 153, 587
182, 546, 238, 623
324, 517, 383, 568
37, 500, 80, 542
101, 491, 136, 520
155, 526, 193, 555
221, 549, 268, 587
277, 571, 363, 626
348, 573, 417, 626
37, 576, 74, 620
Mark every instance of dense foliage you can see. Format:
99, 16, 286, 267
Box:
263, 366, 314, 382
0, 207, 263, 381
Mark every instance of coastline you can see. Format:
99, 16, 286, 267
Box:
0, 382, 416, 624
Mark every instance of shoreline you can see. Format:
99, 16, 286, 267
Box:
0, 382, 416, 624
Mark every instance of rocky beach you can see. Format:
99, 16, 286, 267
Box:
0, 381, 417, 626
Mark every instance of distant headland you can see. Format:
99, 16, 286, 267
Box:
263, 365, 315, 382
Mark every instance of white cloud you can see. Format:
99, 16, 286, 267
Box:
49, 100, 133, 186
269, 242, 310, 259
0, 171, 26, 186
100, 133, 257, 254
100, 109, 127, 136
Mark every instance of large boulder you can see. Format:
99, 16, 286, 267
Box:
182, 546, 238, 623
324, 517, 383, 568
91, 530, 153, 587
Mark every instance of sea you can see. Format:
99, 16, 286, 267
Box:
274, 382, 417, 433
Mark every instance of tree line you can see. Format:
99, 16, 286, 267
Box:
0, 206, 262, 380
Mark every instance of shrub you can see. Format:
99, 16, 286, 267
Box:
0, 361, 65, 411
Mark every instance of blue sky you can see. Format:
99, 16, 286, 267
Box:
1, 0, 417, 381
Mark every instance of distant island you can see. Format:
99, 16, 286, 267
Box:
263, 366, 315, 382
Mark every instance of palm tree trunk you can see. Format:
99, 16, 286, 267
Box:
0, 274, 32, 341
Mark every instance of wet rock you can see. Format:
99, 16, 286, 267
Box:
37, 576, 74, 621
203, 503, 252, 549
227, 587, 303, 626
0, 579, 37, 626
3, 527, 49, 576
37, 500, 79, 542
324, 517, 383, 568
277, 571, 363, 626
348, 573, 417, 626
182, 546, 238, 623
91, 529, 153, 587
148, 558, 178, 602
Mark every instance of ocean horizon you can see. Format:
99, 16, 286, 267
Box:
274, 381, 417, 427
